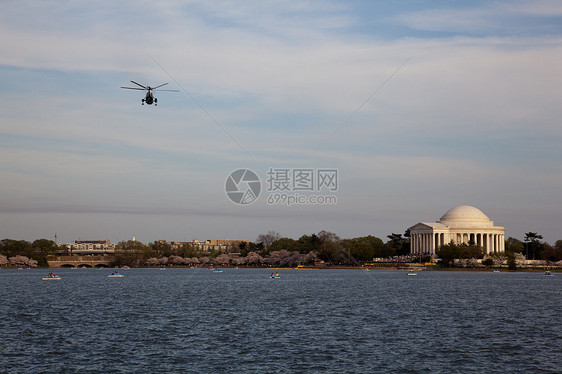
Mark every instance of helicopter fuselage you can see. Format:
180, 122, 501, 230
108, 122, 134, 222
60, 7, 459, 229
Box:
143, 90, 156, 105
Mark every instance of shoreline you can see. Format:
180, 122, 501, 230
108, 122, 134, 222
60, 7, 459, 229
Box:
2, 265, 558, 272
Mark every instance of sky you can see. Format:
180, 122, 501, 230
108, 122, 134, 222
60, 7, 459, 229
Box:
1, 0, 561, 245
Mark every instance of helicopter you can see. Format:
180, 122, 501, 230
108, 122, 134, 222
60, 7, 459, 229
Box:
120, 81, 179, 106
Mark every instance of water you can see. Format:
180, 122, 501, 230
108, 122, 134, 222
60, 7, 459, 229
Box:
0, 268, 560, 373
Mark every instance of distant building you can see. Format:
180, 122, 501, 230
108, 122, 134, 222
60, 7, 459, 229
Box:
61, 240, 115, 255
168, 239, 249, 253
408, 205, 505, 255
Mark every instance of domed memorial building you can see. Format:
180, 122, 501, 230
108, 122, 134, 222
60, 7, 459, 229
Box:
408, 205, 505, 255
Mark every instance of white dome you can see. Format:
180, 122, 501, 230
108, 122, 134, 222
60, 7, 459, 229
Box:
439, 205, 493, 228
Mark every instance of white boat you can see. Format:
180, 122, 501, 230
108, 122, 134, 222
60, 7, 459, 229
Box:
213, 269, 223, 273
108, 272, 124, 278
270, 272, 280, 279
42, 275, 61, 280
407, 271, 417, 276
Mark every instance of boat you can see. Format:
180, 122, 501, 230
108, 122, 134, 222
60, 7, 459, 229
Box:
544, 271, 554, 276
108, 272, 124, 278
493, 270, 500, 273
42, 273, 61, 280
407, 270, 417, 276
270, 272, 280, 279
213, 268, 223, 273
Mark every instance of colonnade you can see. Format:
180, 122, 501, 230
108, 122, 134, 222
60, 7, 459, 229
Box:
410, 232, 505, 255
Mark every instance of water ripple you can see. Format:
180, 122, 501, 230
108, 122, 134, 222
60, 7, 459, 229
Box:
0, 269, 560, 373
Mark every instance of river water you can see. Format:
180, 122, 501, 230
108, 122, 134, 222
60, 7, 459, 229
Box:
0, 268, 560, 373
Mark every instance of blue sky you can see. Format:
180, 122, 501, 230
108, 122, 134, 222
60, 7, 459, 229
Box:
1, 0, 561, 245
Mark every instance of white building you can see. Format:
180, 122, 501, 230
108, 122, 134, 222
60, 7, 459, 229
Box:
409, 205, 505, 255
63, 240, 115, 254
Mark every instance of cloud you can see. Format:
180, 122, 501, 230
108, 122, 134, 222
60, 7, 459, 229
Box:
1, 1, 561, 244
396, 0, 562, 36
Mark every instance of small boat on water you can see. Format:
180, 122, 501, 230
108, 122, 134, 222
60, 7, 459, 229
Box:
108, 272, 124, 278
407, 270, 417, 276
42, 273, 61, 280
270, 272, 280, 279
493, 270, 500, 273
544, 271, 554, 276
213, 268, 223, 273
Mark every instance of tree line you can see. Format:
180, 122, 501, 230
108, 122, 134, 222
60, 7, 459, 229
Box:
2, 230, 561, 268
0, 239, 58, 267
110, 230, 412, 267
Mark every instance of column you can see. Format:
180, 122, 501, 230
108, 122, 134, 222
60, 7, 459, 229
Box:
429, 233, 434, 255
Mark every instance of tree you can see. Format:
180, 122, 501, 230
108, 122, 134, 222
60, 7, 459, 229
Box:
347, 241, 375, 262
386, 233, 410, 256
113, 240, 150, 266
541, 243, 562, 262
459, 244, 484, 259
482, 258, 494, 267
151, 240, 172, 257
256, 231, 281, 248
437, 242, 460, 267
267, 238, 298, 253
506, 251, 517, 270
317, 231, 344, 262
265, 250, 291, 266
505, 237, 524, 253
0, 239, 33, 258
524, 232, 544, 260
245, 251, 263, 266
178, 242, 199, 258
31, 239, 58, 266
296, 234, 322, 253
8, 255, 38, 267
238, 241, 248, 256
341, 236, 387, 262
214, 254, 231, 266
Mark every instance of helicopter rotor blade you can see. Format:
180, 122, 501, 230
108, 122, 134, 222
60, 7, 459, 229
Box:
121, 87, 146, 90
130, 80, 148, 89
153, 89, 180, 92
152, 83, 169, 89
